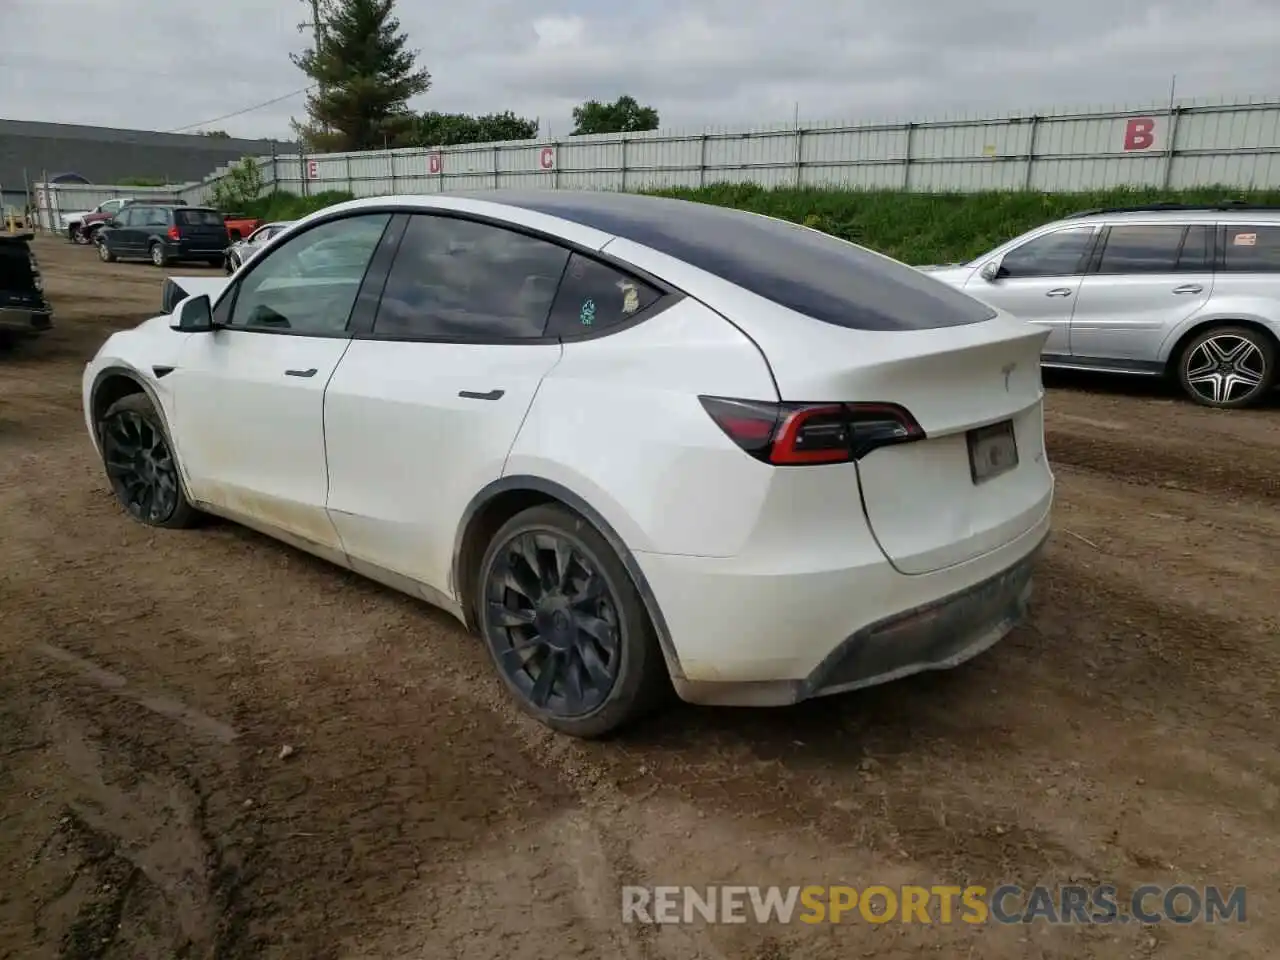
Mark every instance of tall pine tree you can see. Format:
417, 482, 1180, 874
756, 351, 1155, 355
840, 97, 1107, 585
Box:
291, 0, 431, 152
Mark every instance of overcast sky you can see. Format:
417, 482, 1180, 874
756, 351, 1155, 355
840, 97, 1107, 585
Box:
4, 0, 1280, 139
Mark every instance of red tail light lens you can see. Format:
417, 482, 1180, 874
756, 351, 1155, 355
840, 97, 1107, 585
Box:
699, 396, 924, 465
167, 225, 181, 241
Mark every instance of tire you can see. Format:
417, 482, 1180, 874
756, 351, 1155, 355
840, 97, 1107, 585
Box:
67, 225, 79, 243
97, 240, 116, 263
477, 503, 668, 738
1176, 325, 1276, 409
150, 242, 170, 267
98, 393, 200, 529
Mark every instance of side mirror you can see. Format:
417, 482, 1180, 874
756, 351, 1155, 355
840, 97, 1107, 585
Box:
979, 260, 1003, 283
170, 294, 215, 332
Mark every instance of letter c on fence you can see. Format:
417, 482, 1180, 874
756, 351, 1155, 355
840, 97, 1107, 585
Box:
428, 152, 442, 174
307, 159, 318, 179
1123, 118, 1156, 151
539, 146, 556, 171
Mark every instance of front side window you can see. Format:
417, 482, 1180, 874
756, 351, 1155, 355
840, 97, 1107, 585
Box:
373, 214, 571, 340
1222, 225, 1280, 273
999, 227, 1095, 279
226, 213, 390, 335
1096, 225, 1208, 274
116, 207, 138, 227
101, 199, 123, 215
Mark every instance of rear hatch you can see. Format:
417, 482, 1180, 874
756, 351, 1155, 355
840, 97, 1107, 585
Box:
175, 208, 230, 251
740, 306, 1052, 574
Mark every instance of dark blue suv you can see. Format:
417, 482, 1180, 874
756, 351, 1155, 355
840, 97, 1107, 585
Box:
98, 205, 229, 267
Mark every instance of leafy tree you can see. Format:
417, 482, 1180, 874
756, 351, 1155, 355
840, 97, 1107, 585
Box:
212, 158, 266, 211
415, 110, 538, 147
199, 130, 232, 139
570, 95, 659, 136
291, 0, 431, 152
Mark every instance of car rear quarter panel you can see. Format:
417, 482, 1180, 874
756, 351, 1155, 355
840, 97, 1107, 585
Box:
505, 297, 779, 557
1157, 291, 1280, 362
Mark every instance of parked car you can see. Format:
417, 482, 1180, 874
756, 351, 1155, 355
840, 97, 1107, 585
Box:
97, 204, 229, 267
0, 231, 53, 344
919, 202, 1280, 408
222, 213, 263, 243
62, 197, 188, 244
224, 220, 296, 274
82, 191, 1053, 737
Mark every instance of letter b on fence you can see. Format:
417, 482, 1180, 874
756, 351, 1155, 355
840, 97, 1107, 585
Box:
1123, 118, 1156, 151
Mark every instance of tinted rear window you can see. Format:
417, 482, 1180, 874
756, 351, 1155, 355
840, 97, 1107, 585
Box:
177, 208, 224, 227
487, 192, 996, 330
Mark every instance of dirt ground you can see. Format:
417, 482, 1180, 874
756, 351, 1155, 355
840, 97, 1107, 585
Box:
1, 236, 1277, 960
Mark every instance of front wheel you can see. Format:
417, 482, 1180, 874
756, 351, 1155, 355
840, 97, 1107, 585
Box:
477, 504, 667, 738
98, 240, 116, 263
98, 393, 200, 528
1177, 325, 1275, 409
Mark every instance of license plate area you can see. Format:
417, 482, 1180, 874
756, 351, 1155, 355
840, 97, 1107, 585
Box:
967, 420, 1018, 484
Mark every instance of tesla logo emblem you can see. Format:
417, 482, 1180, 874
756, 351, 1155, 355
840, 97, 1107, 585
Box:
1001, 362, 1016, 391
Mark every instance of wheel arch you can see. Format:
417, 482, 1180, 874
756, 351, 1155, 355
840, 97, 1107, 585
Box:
89, 366, 196, 501
1162, 315, 1280, 375
451, 475, 684, 680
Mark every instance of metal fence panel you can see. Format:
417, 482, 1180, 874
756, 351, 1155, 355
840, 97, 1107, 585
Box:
31, 96, 1280, 232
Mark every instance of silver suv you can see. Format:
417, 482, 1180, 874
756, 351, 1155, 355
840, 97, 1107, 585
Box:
921, 203, 1280, 408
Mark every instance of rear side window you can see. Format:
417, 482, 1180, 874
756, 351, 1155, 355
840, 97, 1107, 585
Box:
178, 208, 224, 227
1000, 227, 1094, 278
545, 253, 661, 337
1095, 225, 1209, 274
373, 214, 571, 340
1222, 225, 1280, 273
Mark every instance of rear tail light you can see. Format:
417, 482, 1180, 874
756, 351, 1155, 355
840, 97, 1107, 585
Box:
167, 225, 181, 241
699, 396, 924, 465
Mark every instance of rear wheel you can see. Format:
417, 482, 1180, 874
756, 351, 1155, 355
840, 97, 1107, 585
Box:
98, 393, 199, 528
477, 504, 667, 738
1177, 325, 1275, 408
150, 242, 170, 267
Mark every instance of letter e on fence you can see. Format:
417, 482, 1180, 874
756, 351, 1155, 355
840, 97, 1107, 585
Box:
539, 146, 557, 171
428, 152, 443, 175
1123, 117, 1156, 151
307, 159, 318, 179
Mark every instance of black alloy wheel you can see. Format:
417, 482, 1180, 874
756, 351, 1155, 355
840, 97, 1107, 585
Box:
478, 504, 666, 737
99, 394, 198, 528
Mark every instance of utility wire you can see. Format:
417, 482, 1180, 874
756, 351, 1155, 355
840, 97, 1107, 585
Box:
166, 85, 315, 134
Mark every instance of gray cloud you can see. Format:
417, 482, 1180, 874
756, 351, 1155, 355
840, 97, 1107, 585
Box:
4, 0, 1278, 139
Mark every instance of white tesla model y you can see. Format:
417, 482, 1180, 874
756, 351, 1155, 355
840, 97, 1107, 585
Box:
83, 190, 1054, 737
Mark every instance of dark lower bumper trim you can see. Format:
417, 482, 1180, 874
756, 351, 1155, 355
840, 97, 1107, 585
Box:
671, 534, 1047, 708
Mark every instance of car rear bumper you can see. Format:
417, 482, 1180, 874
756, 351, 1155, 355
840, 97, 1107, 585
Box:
635, 498, 1051, 707
164, 241, 227, 259
0, 306, 53, 336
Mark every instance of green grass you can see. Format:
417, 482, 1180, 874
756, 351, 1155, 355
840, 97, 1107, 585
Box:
243, 185, 1280, 265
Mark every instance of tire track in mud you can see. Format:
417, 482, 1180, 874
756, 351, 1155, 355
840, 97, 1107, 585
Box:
1045, 422, 1280, 502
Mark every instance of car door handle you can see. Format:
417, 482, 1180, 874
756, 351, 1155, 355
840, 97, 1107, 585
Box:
1172, 284, 1203, 294
284, 368, 318, 378
458, 389, 505, 401
1045, 288, 1073, 297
